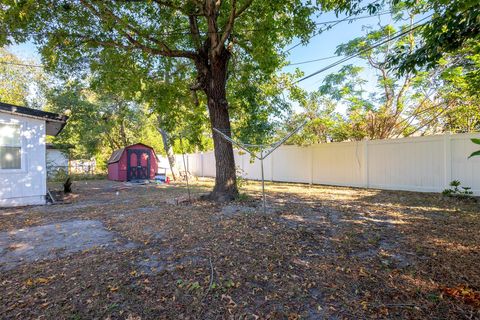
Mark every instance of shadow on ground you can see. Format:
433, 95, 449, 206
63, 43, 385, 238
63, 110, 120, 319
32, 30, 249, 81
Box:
0, 179, 479, 319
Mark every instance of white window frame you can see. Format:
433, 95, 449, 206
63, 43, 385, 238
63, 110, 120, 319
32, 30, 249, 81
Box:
0, 119, 26, 173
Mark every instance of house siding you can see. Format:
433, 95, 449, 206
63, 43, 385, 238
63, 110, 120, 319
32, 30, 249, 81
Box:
0, 113, 47, 207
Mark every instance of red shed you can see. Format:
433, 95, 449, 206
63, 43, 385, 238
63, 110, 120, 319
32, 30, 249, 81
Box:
107, 143, 158, 181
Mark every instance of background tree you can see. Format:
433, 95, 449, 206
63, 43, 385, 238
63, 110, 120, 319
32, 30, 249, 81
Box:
46, 81, 164, 170
436, 41, 480, 133
288, 1, 479, 145
281, 92, 349, 145
0, 0, 372, 200
0, 48, 44, 106
326, 10, 438, 140
391, 0, 479, 73
305, 7, 476, 142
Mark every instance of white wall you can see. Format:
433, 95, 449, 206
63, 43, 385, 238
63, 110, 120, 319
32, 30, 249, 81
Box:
46, 149, 69, 179
0, 113, 47, 206
161, 133, 480, 195
47, 149, 69, 167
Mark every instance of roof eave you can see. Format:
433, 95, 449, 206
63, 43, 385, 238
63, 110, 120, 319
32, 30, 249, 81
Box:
0, 102, 68, 136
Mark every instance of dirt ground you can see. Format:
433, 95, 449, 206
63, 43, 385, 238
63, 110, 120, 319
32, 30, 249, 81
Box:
0, 178, 479, 319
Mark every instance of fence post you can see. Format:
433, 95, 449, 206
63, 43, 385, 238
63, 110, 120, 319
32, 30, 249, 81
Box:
309, 146, 314, 185
363, 140, 369, 188
241, 151, 245, 176
201, 152, 204, 177
443, 133, 452, 188
270, 152, 274, 182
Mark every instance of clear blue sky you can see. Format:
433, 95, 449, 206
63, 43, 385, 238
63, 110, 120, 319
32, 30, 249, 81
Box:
282, 10, 395, 92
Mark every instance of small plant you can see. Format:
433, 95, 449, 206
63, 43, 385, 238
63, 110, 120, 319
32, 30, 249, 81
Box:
235, 166, 247, 189
442, 180, 473, 199
235, 192, 251, 202
47, 167, 68, 182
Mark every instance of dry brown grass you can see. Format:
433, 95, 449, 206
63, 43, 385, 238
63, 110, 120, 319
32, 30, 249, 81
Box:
0, 178, 479, 319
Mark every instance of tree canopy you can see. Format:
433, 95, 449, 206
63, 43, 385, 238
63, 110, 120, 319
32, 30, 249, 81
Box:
287, 2, 479, 145
1, 0, 478, 195
0, 48, 43, 106
390, 0, 480, 73
1, 0, 376, 199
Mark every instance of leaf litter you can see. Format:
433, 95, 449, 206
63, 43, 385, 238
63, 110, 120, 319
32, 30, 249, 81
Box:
0, 179, 479, 319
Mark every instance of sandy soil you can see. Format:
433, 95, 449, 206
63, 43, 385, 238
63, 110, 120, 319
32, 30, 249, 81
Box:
0, 178, 479, 319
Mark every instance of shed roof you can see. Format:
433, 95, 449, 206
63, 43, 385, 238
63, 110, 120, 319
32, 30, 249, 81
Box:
107, 143, 156, 164
0, 102, 68, 136
108, 148, 125, 164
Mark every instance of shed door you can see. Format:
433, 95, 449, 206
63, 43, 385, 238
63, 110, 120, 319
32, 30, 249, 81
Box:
127, 149, 150, 181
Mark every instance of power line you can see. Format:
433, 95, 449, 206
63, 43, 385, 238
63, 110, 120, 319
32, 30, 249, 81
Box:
1, 12, 427, 73
314, 11, 392, 25
285, 55, 338, 66
0, 12, 389, 69
0, 61, 43, 68
283, 5, 391, 54
283, 20, 344, 53
294, 14, 433, 84
0, 51, 337, 69
283, 11, 391, 54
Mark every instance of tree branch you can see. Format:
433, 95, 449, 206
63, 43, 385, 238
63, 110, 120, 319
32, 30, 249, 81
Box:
206, 0, 220, 53
79, 0, 198, 59
189, 15, 202, 51
216, 0, 237, 55
235, 0, 254, 18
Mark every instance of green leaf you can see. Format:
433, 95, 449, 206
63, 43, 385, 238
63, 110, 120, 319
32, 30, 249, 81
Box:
471, 138, 480, 145
468, 150, 480, 158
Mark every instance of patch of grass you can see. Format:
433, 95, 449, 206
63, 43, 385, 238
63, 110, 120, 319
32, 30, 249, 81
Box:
235, 192, 252, 202
367, 235, 381, 246
48, 173, 107, 183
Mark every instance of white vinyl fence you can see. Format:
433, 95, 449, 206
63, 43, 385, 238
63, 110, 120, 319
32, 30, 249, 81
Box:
165, 133, 480, 195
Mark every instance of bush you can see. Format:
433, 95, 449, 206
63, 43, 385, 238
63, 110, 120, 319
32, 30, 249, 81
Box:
442, 180, 474, 199
47, 168, 69, 182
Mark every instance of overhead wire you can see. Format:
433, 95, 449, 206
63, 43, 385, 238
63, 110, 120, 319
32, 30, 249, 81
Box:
285, 55, 338, 66
293, 13, 434, 84
0, 11, 433, 77
284, 10, 392, 53
0, 60, 43, 68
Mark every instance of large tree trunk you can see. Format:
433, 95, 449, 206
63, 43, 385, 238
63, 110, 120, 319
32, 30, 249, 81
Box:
203, 49, 238, 201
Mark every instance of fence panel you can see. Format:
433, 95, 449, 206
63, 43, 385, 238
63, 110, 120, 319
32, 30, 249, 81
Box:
312, 142, 365, 187
272, 146, 311, 183
451, 134, 480, 194
159, 133, 480, 195
367, 136, 444, 192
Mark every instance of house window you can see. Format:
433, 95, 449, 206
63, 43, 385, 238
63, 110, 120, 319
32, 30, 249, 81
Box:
0, 123, 21, 169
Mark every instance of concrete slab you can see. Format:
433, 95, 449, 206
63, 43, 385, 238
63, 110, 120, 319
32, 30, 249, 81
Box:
0, 220, 124, 270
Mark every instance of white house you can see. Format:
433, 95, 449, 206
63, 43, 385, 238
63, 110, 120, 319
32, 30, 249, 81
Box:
0, 102, 68, 207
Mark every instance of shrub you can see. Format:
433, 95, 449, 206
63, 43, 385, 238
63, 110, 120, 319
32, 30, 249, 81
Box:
442, 180, 474, 199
